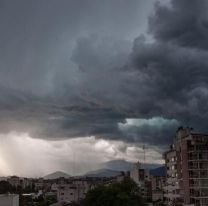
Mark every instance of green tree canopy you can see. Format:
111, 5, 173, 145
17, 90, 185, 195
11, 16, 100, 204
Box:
84, 177, 146, 206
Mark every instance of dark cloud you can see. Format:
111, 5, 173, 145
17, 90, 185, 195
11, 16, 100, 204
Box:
1, 0, 208, 150
128, 0, 208, 133
130, 38, 208, 118
0, 0, 150, 94
149, 0, 208, 49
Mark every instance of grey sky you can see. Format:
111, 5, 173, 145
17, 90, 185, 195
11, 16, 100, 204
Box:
1, 0, 207, 176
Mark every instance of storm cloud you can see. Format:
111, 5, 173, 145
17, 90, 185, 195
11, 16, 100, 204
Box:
1, 0, 208, 155
130, 0, 208, 132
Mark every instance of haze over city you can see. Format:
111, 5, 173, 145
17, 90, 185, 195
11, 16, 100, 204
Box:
0, 0, 208, 178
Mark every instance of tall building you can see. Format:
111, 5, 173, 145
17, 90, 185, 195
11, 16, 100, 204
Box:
164, 127, 208, 206
164, 145, 181, 204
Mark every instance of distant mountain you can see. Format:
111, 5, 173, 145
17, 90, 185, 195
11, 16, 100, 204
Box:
150, 166, 166, 177
103, 160, 134, 171
103, 159, 162, 171
82, 160, 164, 178
84, 169, 122, 177
43, 171, 71, 179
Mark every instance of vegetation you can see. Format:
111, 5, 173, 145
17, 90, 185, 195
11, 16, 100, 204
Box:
84, 177, 146, 206
0, 181, 14, 193
0, 180, 35, 194
20, 195, 57, 206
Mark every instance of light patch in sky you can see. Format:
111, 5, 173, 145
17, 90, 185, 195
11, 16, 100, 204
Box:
117, 117, 179, 147
122, 117, 179, 128
0, 132, 163, 177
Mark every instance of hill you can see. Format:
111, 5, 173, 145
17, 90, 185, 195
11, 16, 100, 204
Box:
43, 171, 71, 179
150, 166, 166, 176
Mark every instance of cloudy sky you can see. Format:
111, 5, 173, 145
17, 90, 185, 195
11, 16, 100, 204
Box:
1, 0, 208, 177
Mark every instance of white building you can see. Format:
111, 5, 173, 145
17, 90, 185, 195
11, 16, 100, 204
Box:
0, 194, 19, 206
130, 162, 152, 200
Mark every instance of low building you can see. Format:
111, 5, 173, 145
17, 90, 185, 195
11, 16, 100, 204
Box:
151, 175, 165, 202
0, 194, 19, 206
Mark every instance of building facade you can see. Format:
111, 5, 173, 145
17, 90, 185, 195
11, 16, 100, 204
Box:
57, 180, 90, 203
164, 146, 181, 204
164, 127, 208, 206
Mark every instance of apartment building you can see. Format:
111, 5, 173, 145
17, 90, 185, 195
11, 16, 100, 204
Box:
130, 162, 152, 200
164, 146, 182, 204
57, 180, 90, 203
164, 127, 208, 206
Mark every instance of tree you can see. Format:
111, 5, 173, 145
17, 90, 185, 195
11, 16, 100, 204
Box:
0, 181, 13, 193
155, 203, 167, 206
84, 177, 146, 206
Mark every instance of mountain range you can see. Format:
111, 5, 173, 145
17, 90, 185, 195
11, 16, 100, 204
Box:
84, 169, 122, 177
43, 160, 165, 179
103, 159, 162, 171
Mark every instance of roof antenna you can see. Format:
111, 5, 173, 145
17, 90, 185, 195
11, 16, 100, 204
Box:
143, 144, 146, 170
73, 149, 75, 177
